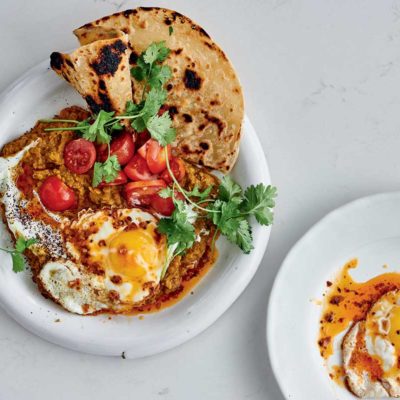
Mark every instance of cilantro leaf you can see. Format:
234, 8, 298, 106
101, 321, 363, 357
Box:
143, 41, 170, 64
131, 117, 147, 133
11, 253, 25, 273
82, 110, 114, 144
169, 26, 174, 36
142, 87, 168, 117
148, 65, 172, 89
0, 236, 37, 273
241, 184, 277, 226
146, 112, 176, 146
218, 176, 242, 203
185, 185, 213, 200
159, 187, 174, 199
92, 155, 121, 187
233, 220, 253, 254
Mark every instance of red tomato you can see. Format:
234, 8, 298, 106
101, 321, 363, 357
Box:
124, 180, 166, 207
135, 130, 151, 150
160, 157, 186, 184
64, 139, 96, 174
146, 139, 172, 174
109, 131, 135, 165
124, 154, 155, 181
16, 163, 34, 197
137, 141, 149, 158
96, 131, 135, 165
39, 176, 77, 211
98, 171, 128, 187
150, 191, 184, 216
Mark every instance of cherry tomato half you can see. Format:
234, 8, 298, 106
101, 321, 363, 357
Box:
124, 179, 166, 207
109, 131, 135, 165
135, 129, 151, 150
137, 141, 149, 159
96, 131, 135, 165
98, 171, 128, 187
64, 138, 96, 174
124, 154, 155, 181
146, 139, 172, 174
39, 176, 77, 211
150, 191, 184, 216
160, 157, 186, 184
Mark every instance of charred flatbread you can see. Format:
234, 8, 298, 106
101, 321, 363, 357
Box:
74, 7, 244, 172
50, 29, 132, 115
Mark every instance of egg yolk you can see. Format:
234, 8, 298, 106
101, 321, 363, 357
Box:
108, 224, 166, 299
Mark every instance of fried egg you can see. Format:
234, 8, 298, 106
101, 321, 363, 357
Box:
39, 208, 167, 314
0, 142, 167, 315
343, 290, 400, 398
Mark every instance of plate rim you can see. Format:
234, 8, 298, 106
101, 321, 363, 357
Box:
0, 58, 273, 358
266, 190, 400, 399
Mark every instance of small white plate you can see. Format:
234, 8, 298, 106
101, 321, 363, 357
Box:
267, 192, 400, 399
0, 60, 272, 358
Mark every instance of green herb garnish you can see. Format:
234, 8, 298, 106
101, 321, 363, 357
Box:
0, 237, 37, 273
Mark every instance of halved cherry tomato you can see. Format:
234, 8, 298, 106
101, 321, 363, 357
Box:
150, 191, 184, 216
64, 139, 96, 174
124, 154, 155, 181
109, 131, 135, 165
96, 131, 135, 165
146, 139, 172, 174
137, 141, 149, 158
135, 129, 151, 150
124, 179, 166, 207
98, 171, 128, 187
39, 176, 77, 211
160, 157, 186, 184
16, 163, 34, 197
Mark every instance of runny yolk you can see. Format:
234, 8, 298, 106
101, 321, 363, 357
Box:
108, 224, 166, 299
318, 259, 400, 359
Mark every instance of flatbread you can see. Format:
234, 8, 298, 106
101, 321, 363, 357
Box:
50, 29, 132, 115
74, 7, 244, 173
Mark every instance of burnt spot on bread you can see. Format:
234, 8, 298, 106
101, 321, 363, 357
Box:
173, 48, 183, 55
166, 83, 173, 91
129, 51, 139, 65
66, 59, 74, 68
182, 114, 193, 123
164, 17, 172, 25
99, 79, 106, 90
168, 105, 179, 119
90, 40, 127, 76
184, 69, 202, 90
198, 27, 210, 39
123, 9, 136, 17
200, 142, 209, 150
201, 111, 225, 137
198, 124, 205, 131
85, 92, 113, 114
139, 6, 156, 12
50, 52, 64, 70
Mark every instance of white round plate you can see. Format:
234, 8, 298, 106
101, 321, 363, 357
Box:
0, 60, 272, 358
267, 192, 400, 399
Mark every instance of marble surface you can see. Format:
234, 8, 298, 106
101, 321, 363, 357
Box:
1, 1, 400, 399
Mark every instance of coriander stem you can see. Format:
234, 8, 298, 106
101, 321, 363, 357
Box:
164, 148, 218, 214
40, 118, 80, 124
44, 127, 85, 132
0, 247, 14, 254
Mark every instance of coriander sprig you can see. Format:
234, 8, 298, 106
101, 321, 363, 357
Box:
41, 42, 175, 187
0, 237, 37, 273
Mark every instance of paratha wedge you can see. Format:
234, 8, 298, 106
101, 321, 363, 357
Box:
50, 29, 132, 115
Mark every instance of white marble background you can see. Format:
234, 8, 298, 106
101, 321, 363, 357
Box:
1, 0, 400, 399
